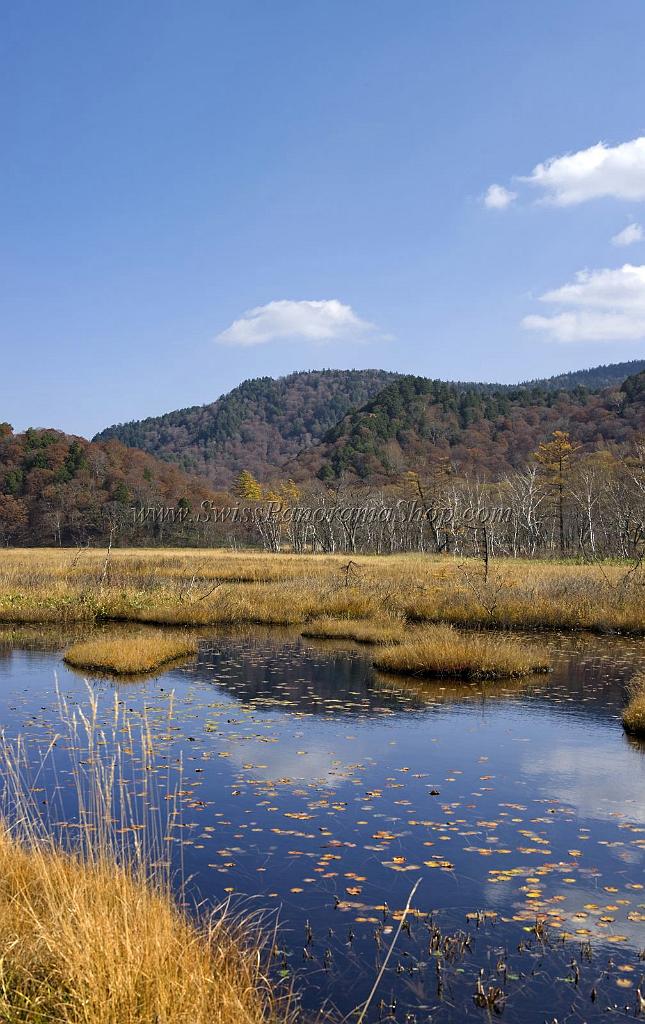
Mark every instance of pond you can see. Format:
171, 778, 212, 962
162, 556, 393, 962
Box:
0, 626, 644, 1022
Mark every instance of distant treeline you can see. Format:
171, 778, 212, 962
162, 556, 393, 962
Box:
2, 389, 644, 562
78, 436, 645, 562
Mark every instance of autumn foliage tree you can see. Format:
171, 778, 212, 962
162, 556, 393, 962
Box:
234, 470, 263, 500
533, 431, 581, 555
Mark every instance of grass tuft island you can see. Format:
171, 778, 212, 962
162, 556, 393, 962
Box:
372, 624, 550, 680
64, 631, 198, 675
622, 670, 645, 737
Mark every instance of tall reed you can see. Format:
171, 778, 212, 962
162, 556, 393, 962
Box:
0, 683, 292, 1024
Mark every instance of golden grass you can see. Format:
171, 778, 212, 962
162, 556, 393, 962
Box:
622, 670, 645, 737
301, 616, 405, 645
0, 688, 292, 1024
372, 624, 550, 680
63, 631, 197, 675
0, 548, 643, 635
0, 832, 285, 1024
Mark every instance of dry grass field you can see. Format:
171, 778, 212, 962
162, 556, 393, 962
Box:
0, 547, 643, 634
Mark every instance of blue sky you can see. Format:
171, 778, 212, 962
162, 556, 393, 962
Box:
2, 1, 645, 437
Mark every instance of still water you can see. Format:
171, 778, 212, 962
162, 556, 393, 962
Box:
0, 627, 643, 1022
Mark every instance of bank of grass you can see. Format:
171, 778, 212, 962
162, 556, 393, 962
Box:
0, 548, 643, 635
0, 688, 292, 1024
0, 832, 286, 1024
372, 624, 550, 680
622, 670, 645, 737
63, 630, 198, 675
301, 615, 405, 645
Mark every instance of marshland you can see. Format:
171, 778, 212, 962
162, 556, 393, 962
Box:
6, 3, 645, 1018
0, 545, 643, 1022
1, 546, 644, 634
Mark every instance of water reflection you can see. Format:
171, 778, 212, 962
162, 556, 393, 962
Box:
0, 626, 643, 1023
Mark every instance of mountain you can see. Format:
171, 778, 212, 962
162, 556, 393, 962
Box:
523, 359, 645, 392
93, 369, 400, 488
293, 369, 645, 483
94, 361, 645, 488
0, 425, 214, 545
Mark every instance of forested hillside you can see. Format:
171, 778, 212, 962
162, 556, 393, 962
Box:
3, 366, 644, 548
95, 362, 645, 489
94, 369, 400, 488
293, 370, 645, 482
523, 358, 645, 392
0, 425, 214, 545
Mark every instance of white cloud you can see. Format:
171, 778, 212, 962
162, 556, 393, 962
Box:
539, 263, 645, 309
483, 183, 517, 209
522, 263, 645, 343
227, 733, 368, 791
522, 136, 645, 206
611, 222, 644, 247
216, 299, 379, 347
522, 741, 645, 825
